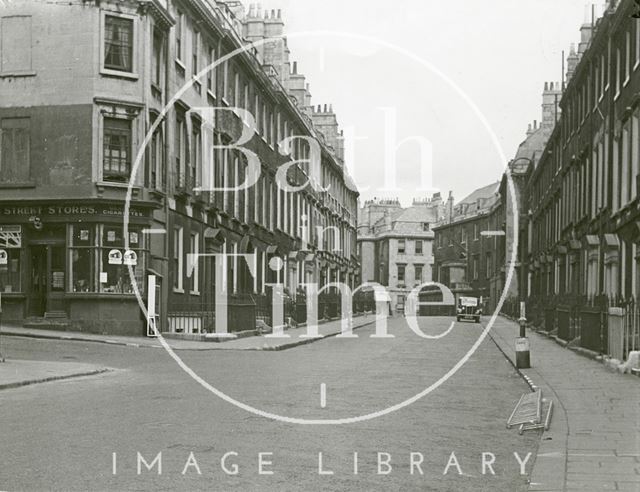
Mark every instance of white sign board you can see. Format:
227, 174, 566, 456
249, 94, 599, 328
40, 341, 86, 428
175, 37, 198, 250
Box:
459, 296, 478, 307
123, 250, 137, 266
515, 337, 530, 352
108, 249, 122, 265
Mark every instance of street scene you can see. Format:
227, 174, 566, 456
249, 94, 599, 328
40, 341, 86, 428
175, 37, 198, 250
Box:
0, 317, 540, 491
1, 0, 640, 490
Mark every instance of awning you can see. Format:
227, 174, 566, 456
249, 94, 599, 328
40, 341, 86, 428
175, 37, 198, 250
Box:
305, 253, 316, 262
556, 245, 568, 254
603, 233, 620, 249
266, 245, 279, 255
288, 251, 298, 260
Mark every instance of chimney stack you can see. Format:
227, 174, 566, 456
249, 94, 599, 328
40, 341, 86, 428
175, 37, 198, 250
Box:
541, 81, 562, 143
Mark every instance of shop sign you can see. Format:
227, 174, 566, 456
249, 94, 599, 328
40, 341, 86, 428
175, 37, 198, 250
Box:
0, 205, 147, 218
0, 249, 7, 265
108, 249, 123, 265
123, 250, 137, 266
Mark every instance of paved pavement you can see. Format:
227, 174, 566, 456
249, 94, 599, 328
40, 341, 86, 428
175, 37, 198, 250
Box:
488, 315, 640, 492
0, 359, 111, 390
0, 314, 376, 351
0, 316, 537, 491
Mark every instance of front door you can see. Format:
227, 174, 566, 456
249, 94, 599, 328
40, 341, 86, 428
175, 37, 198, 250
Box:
28, 244, 66, 317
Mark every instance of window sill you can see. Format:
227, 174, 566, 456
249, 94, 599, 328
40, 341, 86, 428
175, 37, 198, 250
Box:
207, 89, 216, 101
190, 291, 201, 296
100, 68, 139, 80
0, 70, 36, 78
0, 181, 36, 188
173, 288, 185, 294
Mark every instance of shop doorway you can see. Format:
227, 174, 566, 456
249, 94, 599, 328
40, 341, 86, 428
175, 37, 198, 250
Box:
28, 244, 66, 317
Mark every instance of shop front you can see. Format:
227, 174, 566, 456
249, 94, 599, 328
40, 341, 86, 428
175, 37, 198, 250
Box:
0, 201, 156, 335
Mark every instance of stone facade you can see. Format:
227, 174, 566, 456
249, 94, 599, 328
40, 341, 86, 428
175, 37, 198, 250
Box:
357, 196, 443, 313
0, 0, 359, 335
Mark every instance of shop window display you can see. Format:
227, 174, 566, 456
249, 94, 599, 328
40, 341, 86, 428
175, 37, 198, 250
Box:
100, 225, 145, 294
0, 226, 22, 293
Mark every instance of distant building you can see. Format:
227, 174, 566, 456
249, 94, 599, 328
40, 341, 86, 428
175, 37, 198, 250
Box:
357, 195, 444, 313
434, 79, 559, 312
432, 184, 500, 306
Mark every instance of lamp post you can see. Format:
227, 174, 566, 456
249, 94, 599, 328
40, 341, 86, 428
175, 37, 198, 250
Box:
508, 156, 534, 369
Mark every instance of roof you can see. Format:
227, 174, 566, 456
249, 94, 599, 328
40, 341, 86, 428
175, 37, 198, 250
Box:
393, 205, 439, 224
457, 181, 500, 206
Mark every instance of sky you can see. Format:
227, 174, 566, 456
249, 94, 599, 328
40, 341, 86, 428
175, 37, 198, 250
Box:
245, 0, 595, 206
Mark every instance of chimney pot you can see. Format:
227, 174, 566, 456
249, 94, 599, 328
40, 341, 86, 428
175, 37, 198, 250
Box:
324, 104, 328, 112
292, 61, 297, 74
277, 9, 282, 18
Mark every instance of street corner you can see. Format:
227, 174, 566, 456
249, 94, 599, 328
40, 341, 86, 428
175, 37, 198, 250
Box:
0, 359, 113, 391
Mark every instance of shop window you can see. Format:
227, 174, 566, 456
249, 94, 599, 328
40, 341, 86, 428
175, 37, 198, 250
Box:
0, 226, 22, 293
103, 118, 132, 182
104, 15, 134, 73
70, 225, 97, 293
99, 225, 145, 294
0, 118, 31, 184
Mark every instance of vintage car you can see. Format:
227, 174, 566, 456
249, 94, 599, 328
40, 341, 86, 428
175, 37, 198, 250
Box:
456, 296, 482, 323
